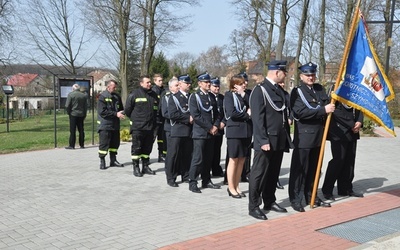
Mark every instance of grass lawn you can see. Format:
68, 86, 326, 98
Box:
0, 111, 131, 154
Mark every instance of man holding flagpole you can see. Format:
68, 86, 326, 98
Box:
322, 97, 364, 200
288, 62, 335, 212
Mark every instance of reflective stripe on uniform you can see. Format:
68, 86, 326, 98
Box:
98, 150, 108, 155
140, 154, 149, 159
131, 155, 140, 160
109, 148, 118, 153
135, 98, 147, 102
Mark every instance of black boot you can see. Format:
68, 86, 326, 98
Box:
158, 152, 166, 163
132, 160, 142, 177
100, 157, 106, 170
110, 153, 124, 167
142, 159, 155, 175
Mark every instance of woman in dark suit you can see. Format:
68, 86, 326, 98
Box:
224, 75, 252, 198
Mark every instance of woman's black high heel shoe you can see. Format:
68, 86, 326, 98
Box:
238, 192, 246, 197
227, 188, 242, 198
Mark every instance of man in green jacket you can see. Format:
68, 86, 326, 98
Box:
65, 84, 88, 149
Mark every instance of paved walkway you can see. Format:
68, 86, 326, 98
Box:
1, 127, 399, 249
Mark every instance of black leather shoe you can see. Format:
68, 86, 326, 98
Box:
168, 181, 179, 187
291, 203, 305, 212
181, 178, 189, 183
349, 191, 364, 198
142, 165, 155, 175
227, 188, 241, 198
202, 182, 221, 189
323, 193, 335, 201
264, 202, 287, 213
249, 208, 267, 220
189, 184, 201, 193
65, 146, 74, 149
313, 198, 331, 207
338, 191, 364, 198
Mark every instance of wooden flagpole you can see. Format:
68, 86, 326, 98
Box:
309, 0, 362, 208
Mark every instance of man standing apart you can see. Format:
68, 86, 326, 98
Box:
65, 84, 88, 149
152, 74, 167, 162
289, 62, 335, 212
188, 72, 221, 193
97, 80, 125, 170
125, 75, 160, 177
248, 60, 292, 220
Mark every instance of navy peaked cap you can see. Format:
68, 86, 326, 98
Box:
178, 74, 192, 83
197, 72, 211, 81
238, 72, 248, 81
267, 60, 287, 71
298, 62, 317, 75
210, 77, 220, 86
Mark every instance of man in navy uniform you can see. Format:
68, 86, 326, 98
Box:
166, 75, 193, 187
209, 77, 225, 177
248, 61, 292, 220
161, 77, 180, 186
187, 72, 221, 193
288, 62, 335, 212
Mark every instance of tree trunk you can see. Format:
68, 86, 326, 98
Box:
294, 0, 310, 83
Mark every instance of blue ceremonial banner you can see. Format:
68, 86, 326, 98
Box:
332, 10, 396, 136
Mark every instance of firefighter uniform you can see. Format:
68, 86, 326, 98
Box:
97, 87, 124, 169
125, 86, 160, 177
152, 84, 166, 162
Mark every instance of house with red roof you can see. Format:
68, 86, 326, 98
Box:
6, 73, 54, 110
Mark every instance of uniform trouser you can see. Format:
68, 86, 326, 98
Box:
189, 138, 214, 186
98, 130, 120, 158
69, 115, 85, 148
242, 146, 252, 179
248, 150, 284, 211
154, 124, 165, 155
131, 130, 153, 161
165, 135, 192, 183
322, 140, 357, 195
288, 147, 320, 204
211, 135, 224, 175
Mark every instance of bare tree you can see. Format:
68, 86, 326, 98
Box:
228, 29, 257, 71
0, 0, 14, 65
293, 0, 310, 81
169, 52, 197, 73
83, 0, 132, 102
195, 46, 230, 77
19, 0, 91, 75
318, 0, 326, 83
132, 0, 198, 75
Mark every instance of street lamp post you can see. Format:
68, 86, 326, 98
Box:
2, 85, 14, 133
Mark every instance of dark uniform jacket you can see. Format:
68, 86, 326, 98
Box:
161, 91, 173, 132
152, 85, 165, 125
168, 91, 192, 137
328, 102, 363, 141
224, 90, 252, 139
209, 92, 225, 136
290, 82, 329, 148
97, 90, 124, 131
124, 86, 159, 132
250, 79, 292, 151
189, 89, 220, 139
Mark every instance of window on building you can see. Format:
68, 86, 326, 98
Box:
37, 101, 42, 110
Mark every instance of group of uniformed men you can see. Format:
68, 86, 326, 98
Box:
96, 60, 364, 220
